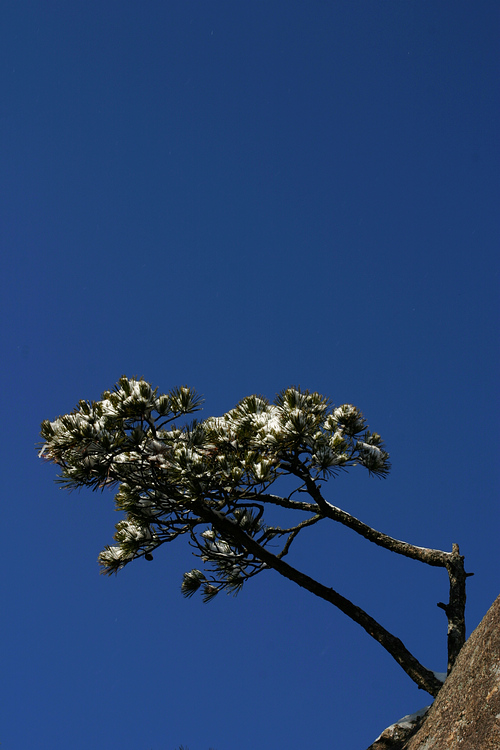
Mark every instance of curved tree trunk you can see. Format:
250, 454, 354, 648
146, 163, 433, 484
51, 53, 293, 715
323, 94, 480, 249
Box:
367, 593, 500, 750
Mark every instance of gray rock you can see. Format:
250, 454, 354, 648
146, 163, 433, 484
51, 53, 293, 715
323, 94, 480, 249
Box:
366, 594, 500, 750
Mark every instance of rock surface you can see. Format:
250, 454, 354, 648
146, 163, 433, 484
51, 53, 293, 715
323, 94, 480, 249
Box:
367, 707, 429, 749
366, 593, 500, 750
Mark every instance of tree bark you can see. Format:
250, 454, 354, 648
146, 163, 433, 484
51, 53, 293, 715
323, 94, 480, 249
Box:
195, 501, 443, 696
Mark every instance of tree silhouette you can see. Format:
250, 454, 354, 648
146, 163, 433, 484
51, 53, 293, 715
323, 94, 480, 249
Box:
39, 376, 469, 697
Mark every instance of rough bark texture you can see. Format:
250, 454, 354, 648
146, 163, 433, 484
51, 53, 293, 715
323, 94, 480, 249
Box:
366, 593, 500, 750
198, 503, 444, 694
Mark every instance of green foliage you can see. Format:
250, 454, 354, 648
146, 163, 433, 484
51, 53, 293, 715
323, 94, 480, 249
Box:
39, 377, 467, 698
39, 377, 390, 591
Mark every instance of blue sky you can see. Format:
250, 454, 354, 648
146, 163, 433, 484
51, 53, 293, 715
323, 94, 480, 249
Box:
2, 2, 498, 748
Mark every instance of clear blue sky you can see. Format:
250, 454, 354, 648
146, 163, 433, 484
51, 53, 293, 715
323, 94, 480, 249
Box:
2, 2, 498, 748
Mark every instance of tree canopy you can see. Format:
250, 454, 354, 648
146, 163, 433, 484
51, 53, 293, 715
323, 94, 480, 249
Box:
39, 376, 468, 698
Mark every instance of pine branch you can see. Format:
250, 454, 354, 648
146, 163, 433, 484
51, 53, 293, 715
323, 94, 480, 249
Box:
254, 484, 469, 670
193, 500, 444, 697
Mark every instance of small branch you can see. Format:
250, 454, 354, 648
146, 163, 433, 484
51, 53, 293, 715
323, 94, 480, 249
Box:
302, 475, 452, 567
246, 491, 316, 513
276, 514, 323, 558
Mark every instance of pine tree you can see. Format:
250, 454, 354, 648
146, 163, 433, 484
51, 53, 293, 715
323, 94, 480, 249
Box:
39, 376, 470, 697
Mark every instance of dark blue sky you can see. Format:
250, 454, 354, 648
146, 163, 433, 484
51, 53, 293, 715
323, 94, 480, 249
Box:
2, 2, 499, 748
